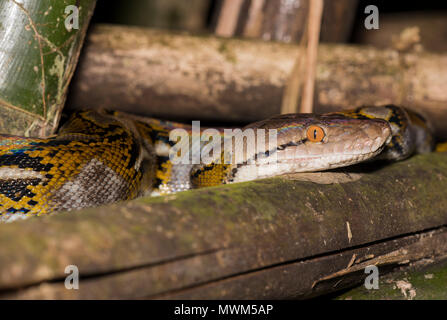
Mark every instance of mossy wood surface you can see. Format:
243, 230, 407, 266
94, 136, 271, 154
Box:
337, 257, 447, 300
0, 0, 96, 137
0, 152, 447, 298
68, 24, 447, 139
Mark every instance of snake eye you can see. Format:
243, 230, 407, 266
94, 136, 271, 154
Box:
306, 125, 325, 142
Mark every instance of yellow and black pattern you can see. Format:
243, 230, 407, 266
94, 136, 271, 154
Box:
128, 114, 196, 194
191, 152, 232, 188
0, 110, 145, 219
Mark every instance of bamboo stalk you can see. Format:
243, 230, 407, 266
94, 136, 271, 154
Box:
0, 0, 96, 137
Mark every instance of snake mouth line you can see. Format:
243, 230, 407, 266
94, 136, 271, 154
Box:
275, 147, 387, 163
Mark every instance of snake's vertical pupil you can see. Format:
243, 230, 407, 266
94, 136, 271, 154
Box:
306, 125, 325, 142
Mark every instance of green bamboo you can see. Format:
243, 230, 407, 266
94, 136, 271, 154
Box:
0, 0, 96, 136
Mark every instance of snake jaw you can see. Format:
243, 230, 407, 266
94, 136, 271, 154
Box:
227, 143, 390, 184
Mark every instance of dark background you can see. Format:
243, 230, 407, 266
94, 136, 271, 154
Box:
90, 0, 447, 44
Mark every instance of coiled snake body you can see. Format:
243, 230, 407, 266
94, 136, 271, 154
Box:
0, 105, 433, 221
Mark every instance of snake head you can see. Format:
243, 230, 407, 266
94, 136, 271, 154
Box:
224, 113, 392, 182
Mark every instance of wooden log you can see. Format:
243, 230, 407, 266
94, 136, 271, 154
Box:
158, 229, 447, 299
1, 152, 447, 299
67, 24, 447, 139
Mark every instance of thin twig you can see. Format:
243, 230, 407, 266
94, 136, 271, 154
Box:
300, 0, 324, 113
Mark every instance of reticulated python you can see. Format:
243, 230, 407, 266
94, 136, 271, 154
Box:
0, 105, 434, 221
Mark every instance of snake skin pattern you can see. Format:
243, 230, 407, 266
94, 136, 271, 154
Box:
0, 105, 433, 221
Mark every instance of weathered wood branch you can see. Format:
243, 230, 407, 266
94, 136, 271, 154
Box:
336, 256, 447, 300
67, 24, 447, 139
1, 152, 447, 299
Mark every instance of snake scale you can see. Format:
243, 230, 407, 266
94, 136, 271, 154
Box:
0, 105, 434, 222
